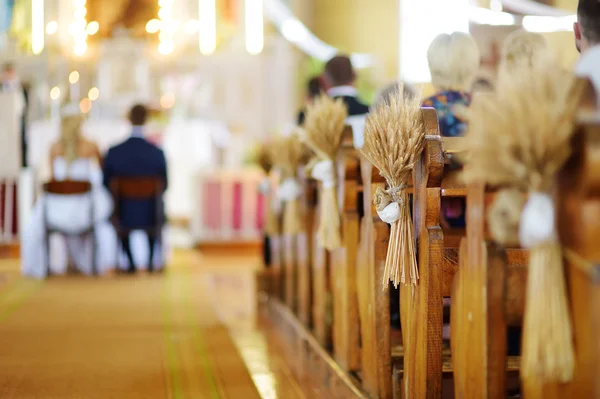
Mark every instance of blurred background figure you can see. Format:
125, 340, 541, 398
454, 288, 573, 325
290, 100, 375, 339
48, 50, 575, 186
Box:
297, 76, 324, 126
575, 0, 600, 54
323, 55, 370, 116
422, 32, 480, 138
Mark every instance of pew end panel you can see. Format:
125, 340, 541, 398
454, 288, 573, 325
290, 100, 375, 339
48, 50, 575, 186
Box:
330, 128, 362, 372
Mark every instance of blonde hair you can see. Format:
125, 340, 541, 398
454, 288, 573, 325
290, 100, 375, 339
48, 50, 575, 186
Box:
500, 30, 552, 73
427, 32, 480, 91
60, 115, 84, 165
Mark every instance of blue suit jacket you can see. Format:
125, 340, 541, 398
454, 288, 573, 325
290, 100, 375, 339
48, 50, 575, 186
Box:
102, 136, 168, 229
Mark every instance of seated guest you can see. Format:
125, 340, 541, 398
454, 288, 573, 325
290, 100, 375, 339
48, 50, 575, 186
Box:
499, 29, 552, 79
422, 32, 480, 138
21, 111, 117, 278
323, 55, 370, 116
372, 81, 416, 110
323, 55, 370, 147
103, 104, 168, 273
423, 32, 479, 229
575, 0, 600, 54
297, 76, 324, 126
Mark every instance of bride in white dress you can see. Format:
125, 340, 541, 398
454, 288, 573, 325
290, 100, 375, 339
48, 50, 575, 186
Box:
21, 114, 117, 278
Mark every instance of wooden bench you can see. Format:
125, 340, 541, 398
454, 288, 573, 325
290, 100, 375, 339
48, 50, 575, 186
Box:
331, 127, 362, 372
450, 83, 600, 398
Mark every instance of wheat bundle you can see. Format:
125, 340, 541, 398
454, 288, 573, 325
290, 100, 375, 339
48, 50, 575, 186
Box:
270, 134, 305, 235
256, 144, 279, 235
463, 64, 583, 383
303, 95, 348, 250
361, 87, 426, 288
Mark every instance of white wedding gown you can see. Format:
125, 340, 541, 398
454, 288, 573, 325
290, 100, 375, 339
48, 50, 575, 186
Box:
21, 157, 168, 278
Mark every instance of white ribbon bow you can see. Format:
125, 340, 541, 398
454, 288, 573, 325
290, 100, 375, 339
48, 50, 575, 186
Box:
277, 178, 302, 202
377, 202, 401, 224
519, 192, 557, 248
311, 160, 336, 189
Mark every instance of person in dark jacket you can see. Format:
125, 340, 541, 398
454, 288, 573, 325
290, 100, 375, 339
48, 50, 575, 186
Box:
297, 76, 324, 126
103, 104, 167, 272
323, 55, 370, 116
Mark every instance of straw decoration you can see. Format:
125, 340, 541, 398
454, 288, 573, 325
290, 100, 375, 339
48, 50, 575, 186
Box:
361, 86, 426, 289
270, 134, 306, 235
463, 64, 583, 383
303, 95, 348, 250
256, 144, 278, 235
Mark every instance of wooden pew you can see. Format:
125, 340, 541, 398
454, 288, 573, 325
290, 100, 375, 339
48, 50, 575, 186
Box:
296, 169, 317, 328
451, 82, 599, 398
265, 125, 370, 398
558, 114, 600, 397
450, 183, 525, 398
398, 108, 468, 398
356, 156, 392, 398
331, 127, 362, 372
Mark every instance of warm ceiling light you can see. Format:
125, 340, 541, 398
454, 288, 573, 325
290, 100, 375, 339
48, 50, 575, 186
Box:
158, 41, 174, 55
79, 98, 92, 113
199, 0, 216, 55
159, 0, 174, 6
184, 20, 200, 34
32, 0, 45, 54
68, 71, 80, 84
46, 21, 58, 35
158, 8, 172, 20
74, 0, 86, 7
74, 6, 87, 19
245, 0, 264, 55
146, 19, 161, 33
86, 21, 99, 35
88, 87, 99, 101
158, 31, 172, 41
74, 42, 88, 56
74, 31, 87, 43
160, 93, 175, 109
50, 86, 61, 100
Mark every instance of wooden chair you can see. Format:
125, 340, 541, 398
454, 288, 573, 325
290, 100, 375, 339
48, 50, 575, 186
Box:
110, 177, 165, 269
43, 180, 95, 276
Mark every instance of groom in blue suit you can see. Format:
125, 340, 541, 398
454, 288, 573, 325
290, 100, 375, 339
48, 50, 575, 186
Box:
103, 104, 168, 273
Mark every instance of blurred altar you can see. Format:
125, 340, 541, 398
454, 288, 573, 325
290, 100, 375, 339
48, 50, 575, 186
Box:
0, 0, 303, 248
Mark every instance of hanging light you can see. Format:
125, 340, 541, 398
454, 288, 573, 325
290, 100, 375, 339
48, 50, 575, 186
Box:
69, 71, 80, 84
199, 0, 217, 55
46, 21, 58, 35
86, 21, 99, 35
88, 87, 99, 101
32, 0, 45, 54
50, 87, 61, 100
245, 0, 264, 55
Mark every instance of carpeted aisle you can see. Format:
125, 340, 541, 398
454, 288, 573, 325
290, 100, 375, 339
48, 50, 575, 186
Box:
0, 251, 261, 399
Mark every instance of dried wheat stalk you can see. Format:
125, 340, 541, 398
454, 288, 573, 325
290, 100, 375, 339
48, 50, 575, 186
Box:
256, 144, 278, 235
270, 134, 305, 235
361, 85, 426, 288
303, 95, 348, 250
463, 64, 583, 383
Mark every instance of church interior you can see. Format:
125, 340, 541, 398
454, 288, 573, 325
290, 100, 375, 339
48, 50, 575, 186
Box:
0, 0, 598, 397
